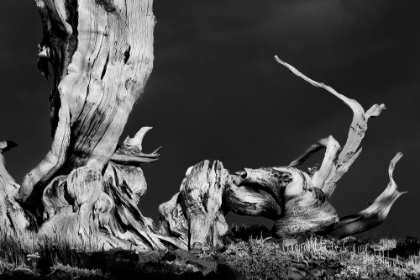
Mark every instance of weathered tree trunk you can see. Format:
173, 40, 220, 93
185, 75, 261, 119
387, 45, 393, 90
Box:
159, 161, 229, 250
159, 57, 405, 248
0, 0, 178, 251
0, 0, 405, 253
21, 0, 155, 210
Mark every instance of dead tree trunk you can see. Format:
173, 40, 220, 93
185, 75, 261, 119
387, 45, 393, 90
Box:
0, 0, 405, 253
159, 57, 405, 248
0, 0, 179, 251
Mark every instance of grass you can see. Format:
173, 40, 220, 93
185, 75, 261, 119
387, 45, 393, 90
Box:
0, 226, 419, 279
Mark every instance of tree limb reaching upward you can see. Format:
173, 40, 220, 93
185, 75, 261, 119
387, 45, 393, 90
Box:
0, 0, 405, 253
159, 58, 404, 245
275, 55, 386, 198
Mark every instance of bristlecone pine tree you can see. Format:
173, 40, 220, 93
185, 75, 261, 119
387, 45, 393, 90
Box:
0, 0, 405, 252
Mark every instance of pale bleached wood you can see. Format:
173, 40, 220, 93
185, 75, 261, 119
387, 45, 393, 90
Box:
289, 138, 328, 168
223, 168, 290, 220
1, 0, 405, 249
271, 166, 338, 237
324, 153, 405, 239
40, 164, 179, 251
18, 0, 183, 251
160, 161, 339, 244
39, 128, 180, 251
0, 141, 33, 234
21, 0, 156, 206
223, 165, 339, 237
272, 57, 404, 238
159, 161, 229, 250
181, 160, 229, 250
275, 56, 386, 198
160, 58, 404, 242
159, 193, 189, 250
111, 127, 162, 165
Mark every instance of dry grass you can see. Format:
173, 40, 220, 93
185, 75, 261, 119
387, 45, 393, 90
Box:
1, 225, 420, 279
203, 225, 420, 280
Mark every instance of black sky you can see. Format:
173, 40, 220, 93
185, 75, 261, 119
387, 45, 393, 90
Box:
1, 0, 419, 238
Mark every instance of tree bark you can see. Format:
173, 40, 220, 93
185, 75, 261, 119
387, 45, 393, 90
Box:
0, 0, 405, 252
274, 57, 405, 238
159, 57, 405, 247
0, 142, 34, 234
323, 153, 405, 239
21, 0, 156, 209
4, 0, 178, 251
159, 161, 228, 250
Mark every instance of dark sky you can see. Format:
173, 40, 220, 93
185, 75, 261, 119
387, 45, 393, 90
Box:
1, 0, 419, 238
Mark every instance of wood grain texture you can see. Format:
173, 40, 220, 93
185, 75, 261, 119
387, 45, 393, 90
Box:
159, 161, 229, 250
224, 166, 338, 237
271, 167, 338, 237
275, 56, 386, 199
21, 0, 156, 211
274, 57, 404, 238
1, 0, 405, 248
223, 168, 289, 219
160, 58, 404, 243
324, 153, 405, 239
16, 0, 182, 251
0, 141, 33, 234
158, 192, 189, 250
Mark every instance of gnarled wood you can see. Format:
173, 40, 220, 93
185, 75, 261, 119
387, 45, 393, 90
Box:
159, 161, 229, 250
275, 56, 386, 198
0, 0, 406, 252
180, 161, 229, 250
160, 58, 404, 244
223, 168, 293, 220
323, 153, 405, 239
111, 127, 162, 165
274, 57, 403, 238
271, 167, 339, 237
0, 141, 32, 234
158, 193, 189, 250
20, 0, 156, 214
224, 166, 339, 237
13, 0, 184, 251
38, 129, 179, 251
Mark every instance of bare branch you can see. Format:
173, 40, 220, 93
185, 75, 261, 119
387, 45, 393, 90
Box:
275, 56, 385, 198
289, 137, 329, 167
324, 153, 405, 239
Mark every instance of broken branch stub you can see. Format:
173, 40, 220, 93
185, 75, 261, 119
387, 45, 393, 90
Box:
159, 161, 229, 250
111, 127, 162, 165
